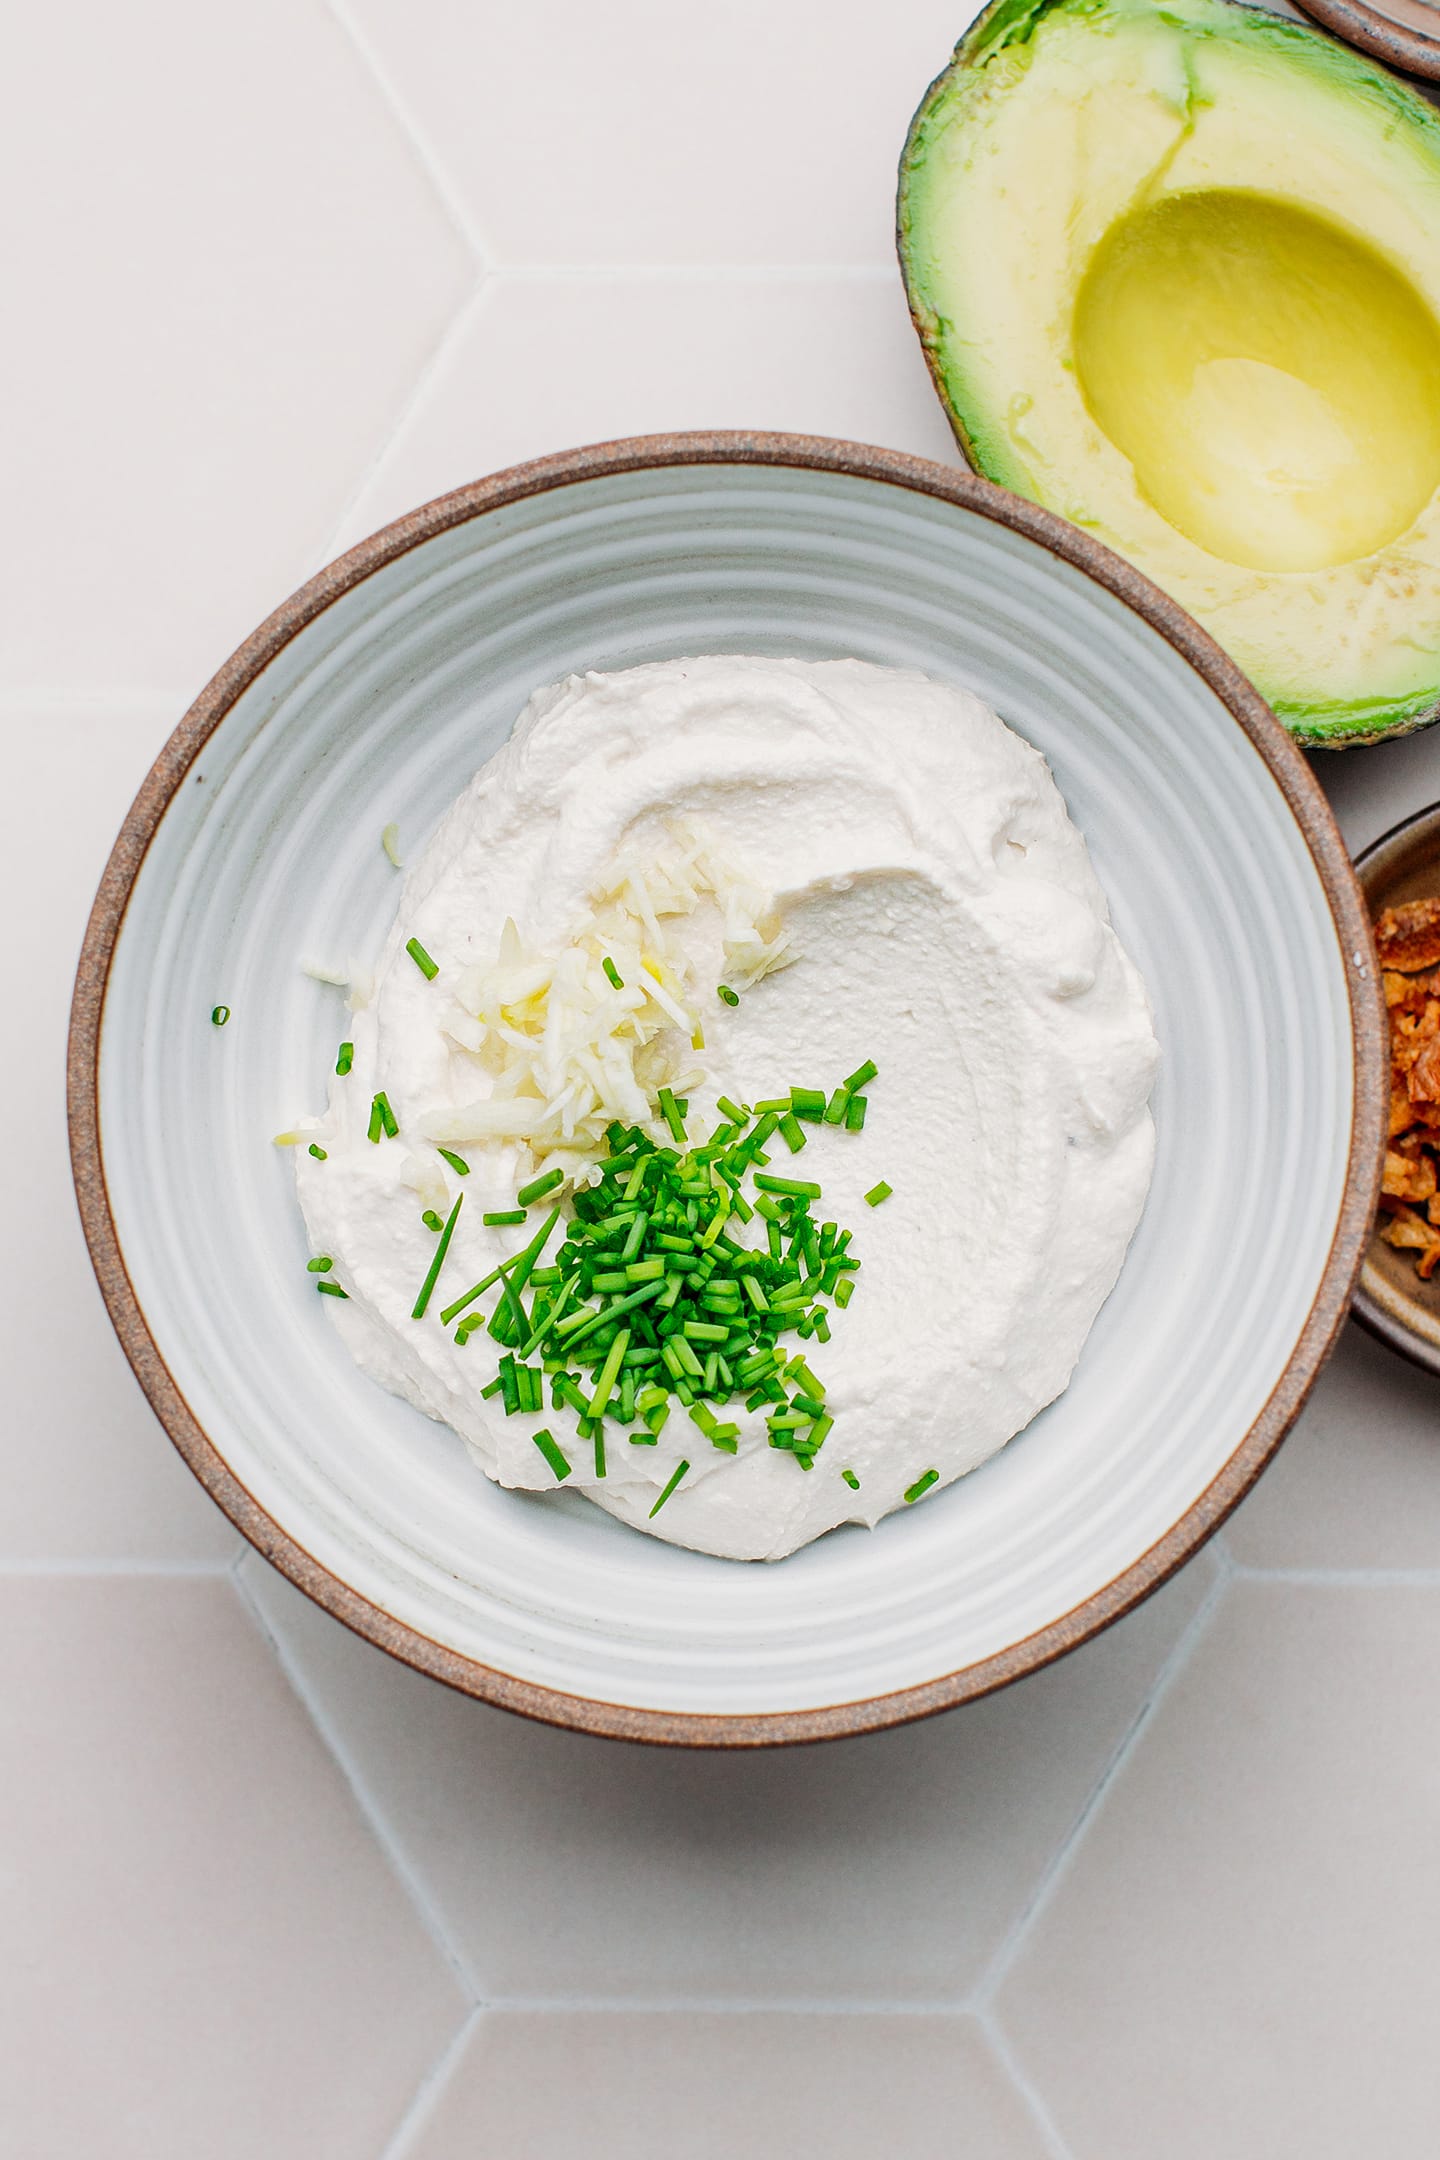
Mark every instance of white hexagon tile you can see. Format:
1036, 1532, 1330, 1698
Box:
8, 0, 1440, 2153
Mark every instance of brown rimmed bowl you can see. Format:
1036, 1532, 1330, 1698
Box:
68, 432, 1385, 1746
1291, 0, 1440, 81
1354, 801, 1440, 1376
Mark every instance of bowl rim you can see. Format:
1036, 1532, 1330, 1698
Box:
1352, 797, 1440, 1378
1289, 0, 1440, 83
66, 429, 1387, 1747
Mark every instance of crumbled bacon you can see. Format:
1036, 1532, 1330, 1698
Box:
1376, 892, 1440, 1282
1376, 898, 1440, 973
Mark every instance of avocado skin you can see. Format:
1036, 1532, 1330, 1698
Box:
897, 0, 1440, 748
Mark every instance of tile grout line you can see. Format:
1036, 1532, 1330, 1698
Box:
977, 2007, 1079, 2160
231, 1556, 484, 2005
326, 0, 492, 265
378, 2003, 485, 2160
310, 279, 491, 570
972, 1547, 1236, 2016
465, 1994, 978, 2018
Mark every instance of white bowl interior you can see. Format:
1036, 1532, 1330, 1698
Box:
98, 462, 1351, 1717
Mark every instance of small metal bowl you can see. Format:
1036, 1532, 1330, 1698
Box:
1354, 800, 1440, 1378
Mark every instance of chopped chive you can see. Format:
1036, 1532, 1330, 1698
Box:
307, 1143, 328, 1160
317, 1280, 349, 1299
843, 1059, 878, 1094
842, 1468, 860, 1490
532, 1429, 571, 1482
587, 1327, 632, 1422
405, 936, 439, 980
778, 1113, 806, 1153
439, 1206, 560, 1326
717, 984, 740, 1006
753, 1175, 822, 1200
437, 1147, 470, 1176
210, 1005, 230, 1027
602, 957, 624, 989
715, 1095, 748, 1124
904, 1469, 939, 1504
411, 1192, 464, 1319
649, 1459, 690, 1517
516, 1167, 564, 1207
306, 1256, 333, 1273
823, 1088, 850, 1126
422, 1209, 445, 1232
844, 1093, 868, 1132
367, 1091, 398, 1143
593, 1426, 607, 1480
657, 1086, 687, 1144
335, 1041, 354, 1076
864, 1182, 892, 1207
790, 1087, 826, 1121
484, 1209, 528, 1227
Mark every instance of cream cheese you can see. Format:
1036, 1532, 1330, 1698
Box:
294, 656, 1157, 1561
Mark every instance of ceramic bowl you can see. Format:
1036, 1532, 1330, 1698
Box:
1354, 801, 1440, 1377
69, 434, 1384, 1744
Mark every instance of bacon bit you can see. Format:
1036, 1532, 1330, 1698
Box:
1384, 1149, 1438, 1204
1376, 898, 1440, 973
1376, 892, 1440, 1281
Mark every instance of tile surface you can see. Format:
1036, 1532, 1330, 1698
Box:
998, 1578, 1440, 2160
243, 1548, 1214, 2006
0, 1576, 464, 2160
0, 0, 471, 703
342, 0, 962, 267
336, 272, 958, 550
404, 2011, 1051, 2160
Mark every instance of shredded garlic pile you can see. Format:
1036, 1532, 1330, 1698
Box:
415, 822, 793, 1185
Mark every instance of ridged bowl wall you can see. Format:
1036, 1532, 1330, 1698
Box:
69, 437, 1383, 1744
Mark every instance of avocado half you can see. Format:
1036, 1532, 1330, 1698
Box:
898, 0, 1440, 746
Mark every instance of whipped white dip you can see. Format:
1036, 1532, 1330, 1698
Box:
295, 657, 1157, 1561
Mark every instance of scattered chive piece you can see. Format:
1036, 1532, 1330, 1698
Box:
864, 1181, 892, 1207
835, 1277, 855, 1309
904, 1469, 939, 1504
790, 1088, 826, 1121
335, 1041, 354, 1076
657, 1086, 687, 1144
842, 1468, 860, 1490
440, 1206, 561, 1327
649, 1459, 690, 1518
437, 1147, 470, 1176
516, 1167, 564, 1208
381, 821, 402, 867
368, 1091, 398, 1144
593, 1426, 607, 1480
715, 1095, 747, 1124
411, 1192, 464, 1319
844, 1059, 878, 1094
317, 1280, 349, 1298
602, 957, 624, 989
405, 936, 439, 981
306, 1256, 333, 1273
717, 984, 740, 1006
823, 1088, 850, 1126
308, 1143, 328, 1160
778, 1113, 806, 1154
211, 1005, 230, 1027
484, 1209, 528, 1227
845, 1093, 868, 1132
532, 1429, 571, 1482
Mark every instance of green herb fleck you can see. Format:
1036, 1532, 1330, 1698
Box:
864, 1181, 892, 1207
842, 1468, 860, 1490
516, 1167, 564, 1208
317, 1280, 349, 1299
335, 1041, 354, 1076
405, 936, 439, 981
602, 957, 624, 989
717, 984, 740, 1006
904, 1469, 939, 1504
437, 1148, 469, 1176
306, 1256, 333, 1273
308, 1143, 328, 1160
210, 1005, 230, 1027
484, 1209, 528, 1227
649, 1458, 690, 1518
532, 1429, 571, 1482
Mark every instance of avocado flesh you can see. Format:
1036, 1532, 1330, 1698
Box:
898, 0, 1440, 745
